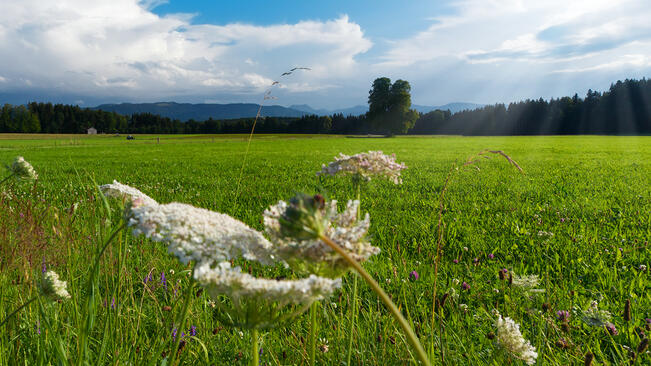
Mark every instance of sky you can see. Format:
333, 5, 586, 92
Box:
0, 0, 650, 109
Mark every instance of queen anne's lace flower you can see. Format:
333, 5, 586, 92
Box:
495, 316, 538, 365
195, 261, 340, 306
102, 182, 341, 329
39, 271, 71, 301
264, 198, 379, 278
8, 156, 38, 181
576, 301, 612, 327
127, 201, 276, 266
317, 151, 406, 184
99, 180, 158, 206
511, 274, 542, 291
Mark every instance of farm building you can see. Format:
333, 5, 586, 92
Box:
87, 127, 97, 134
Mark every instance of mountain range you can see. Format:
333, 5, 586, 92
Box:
93, 101, 483, 121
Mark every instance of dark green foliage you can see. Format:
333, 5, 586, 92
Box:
411, 78, 651, 135
367, 78, 419, 135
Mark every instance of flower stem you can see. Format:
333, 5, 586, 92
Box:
309, 302, 317, 366
318, 234, 430, 365
168, 268, 195, 366
251, 329, 259, 366
345, 275, 358, 365
0, 296, 37, 328
345, 179, 362, 365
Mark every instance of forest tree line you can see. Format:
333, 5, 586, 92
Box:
0, 78, 649, 135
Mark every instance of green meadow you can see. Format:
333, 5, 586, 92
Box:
0, 134, 649, 365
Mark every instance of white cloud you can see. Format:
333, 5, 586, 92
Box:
0, 0, 371, 102
374, 0, 651, 104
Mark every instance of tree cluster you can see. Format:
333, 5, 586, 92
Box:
410, 78, 651, 135
1, 78, 649, 135
0, 103, 127, 134
367, 78, 419, 135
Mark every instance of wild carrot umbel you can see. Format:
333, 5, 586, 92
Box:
315, 150, 405, 365
269, 193, 429, 365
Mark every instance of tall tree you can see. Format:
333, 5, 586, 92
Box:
367, 77, 418, 135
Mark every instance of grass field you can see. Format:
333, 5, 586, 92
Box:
0, 134, 649, 365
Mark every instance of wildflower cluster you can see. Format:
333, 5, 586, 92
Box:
100, 180, 158, 206
5, 156, 38, 181
317, 151, 406, 184
127, 201, 277, 266
39, 271, 71, 301
495, 314, 538, 365
264, 195, 379, 277
102, 182, 341, 329
195, 261, 339, 306
576, 301, 613, 327
511, 273, 545, 293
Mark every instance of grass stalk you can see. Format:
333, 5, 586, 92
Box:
168, 268, 195, 366
251, 329, 260, 366
318, 234, 430, 365
309, 301, 317, 366
0, 296, 37, 328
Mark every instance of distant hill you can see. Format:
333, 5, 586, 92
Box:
92, 102, 307, 121
412, 103, 484, 114
92, 101, 484, 121
289, 104, 369, 116
290, 102, 483, 116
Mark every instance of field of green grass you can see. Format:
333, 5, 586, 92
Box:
0, 134, 649, 365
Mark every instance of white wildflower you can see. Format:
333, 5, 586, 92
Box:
576, 301, 612, 327
317, 151, 406, 184
449, 287, 459, 302
452, 278, 460, 286
319, 338, 330, 353
100, 180, 158, 206
39, 270, 71, 301
127, 201, 276, 266
264, 198, 379, 277
7, 156, 38, 181
495, 316, 538, 365
194, 261, 340, 306
110, 184, 339, 329
459, 303, 468, 311
511, 274, 541, 290
640, 264, 647, 271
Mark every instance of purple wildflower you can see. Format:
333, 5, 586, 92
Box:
35, 321, 41, 335
189, 325, 197, 336
409, 271, 419, 282
41, 258, 47, 273
161, 271, 167, 290
605, 323, 618, 336
172, 328, 177, 340
111, 297, 115, 309
461, 282, 470, 290
473, 257, 479, 264
488, 253, 495, 260
556, 310, 570, 322
453, 259, 459, 264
